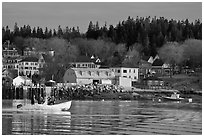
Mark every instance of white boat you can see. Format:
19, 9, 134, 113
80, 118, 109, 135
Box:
162, 93, 184, 101
18, 100, 72, 111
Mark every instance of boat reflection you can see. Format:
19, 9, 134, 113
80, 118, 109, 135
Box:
11, 110, 71, 134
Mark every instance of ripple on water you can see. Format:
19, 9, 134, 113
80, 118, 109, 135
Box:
2, 100, 202, 135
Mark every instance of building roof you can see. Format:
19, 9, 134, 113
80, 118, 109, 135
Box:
152, 59, 164, 66
139, 59, 152, 68
69, 67, 115, 79
17, 76, 32, 80
2, 69, 18, 79
20, 57, 39, 62
141, 55, 151, 61
111, 66, 139, 69
140, 59, 152, 65
4, 56, 22, 60
143, 76, 163, 81
75, 56, 93, 62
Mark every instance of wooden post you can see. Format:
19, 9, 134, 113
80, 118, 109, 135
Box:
14, 86, 16, 99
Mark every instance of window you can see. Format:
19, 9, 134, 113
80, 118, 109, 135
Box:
78, 71, 82, 75
117, 69, 120, 73
25, 67, 28, 69
129, 76, 131, 78
134, 69, 135, 73
25, 62, 29, 65
88, 71, 91, 76
134, 76, 137, 79
35, 63, 38, 65
123, 70, 127, 73
123, 76, 127, 78
129, 69, 131, 73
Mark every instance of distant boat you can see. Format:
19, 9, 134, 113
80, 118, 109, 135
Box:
162, 93, 184, 101
18, 100, 72, 111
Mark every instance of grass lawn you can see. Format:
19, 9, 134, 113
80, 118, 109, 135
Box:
160, 73, 202, 92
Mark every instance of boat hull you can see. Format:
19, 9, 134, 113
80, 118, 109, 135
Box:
18, 101, 72, 111
162, 97, 184, 101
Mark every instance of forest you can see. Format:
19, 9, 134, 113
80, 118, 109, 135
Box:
2, 16, 202, 81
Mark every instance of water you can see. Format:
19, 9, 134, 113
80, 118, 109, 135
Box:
2, 100, 202, 135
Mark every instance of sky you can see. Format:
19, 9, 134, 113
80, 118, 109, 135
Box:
2, 2, 202, 33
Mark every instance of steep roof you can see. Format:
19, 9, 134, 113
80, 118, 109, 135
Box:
141, 56, 151, 61
152, 59, 164, 66
20, 57, 39, 62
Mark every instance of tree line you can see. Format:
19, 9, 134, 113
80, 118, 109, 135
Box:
86, 16, 202, 56
3, 16, 202, 56
2, 23, 82, 43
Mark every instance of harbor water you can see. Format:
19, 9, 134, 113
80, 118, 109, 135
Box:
2, 100, 202, 135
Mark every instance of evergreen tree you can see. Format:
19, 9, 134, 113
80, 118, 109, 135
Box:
57, 25, 63, 38
14, 22, 20, 37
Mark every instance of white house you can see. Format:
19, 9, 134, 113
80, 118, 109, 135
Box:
63, 68, 115, 85
110, 67, 139, 81
110, 67, 139, 87
13, 76, 32, 86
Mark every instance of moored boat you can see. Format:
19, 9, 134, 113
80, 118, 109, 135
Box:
18, 100, 72, 111
162, 93, 184, 101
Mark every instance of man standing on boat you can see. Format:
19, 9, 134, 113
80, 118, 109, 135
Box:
48, 95, 55, 105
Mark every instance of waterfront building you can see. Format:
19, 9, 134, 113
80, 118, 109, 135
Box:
110, 67, 139, 87
18, 57, 39, 76
143, 76, 164, 88
151, 59, 171, 77
110, 67, 139, 81
139, 59, 152, 79
63, 67, 115, 85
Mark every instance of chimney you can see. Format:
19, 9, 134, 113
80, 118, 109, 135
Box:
49, 49, 55, 57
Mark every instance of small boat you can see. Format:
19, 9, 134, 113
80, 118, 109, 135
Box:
18, 100, 72, 111
162, 93, 184, 101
